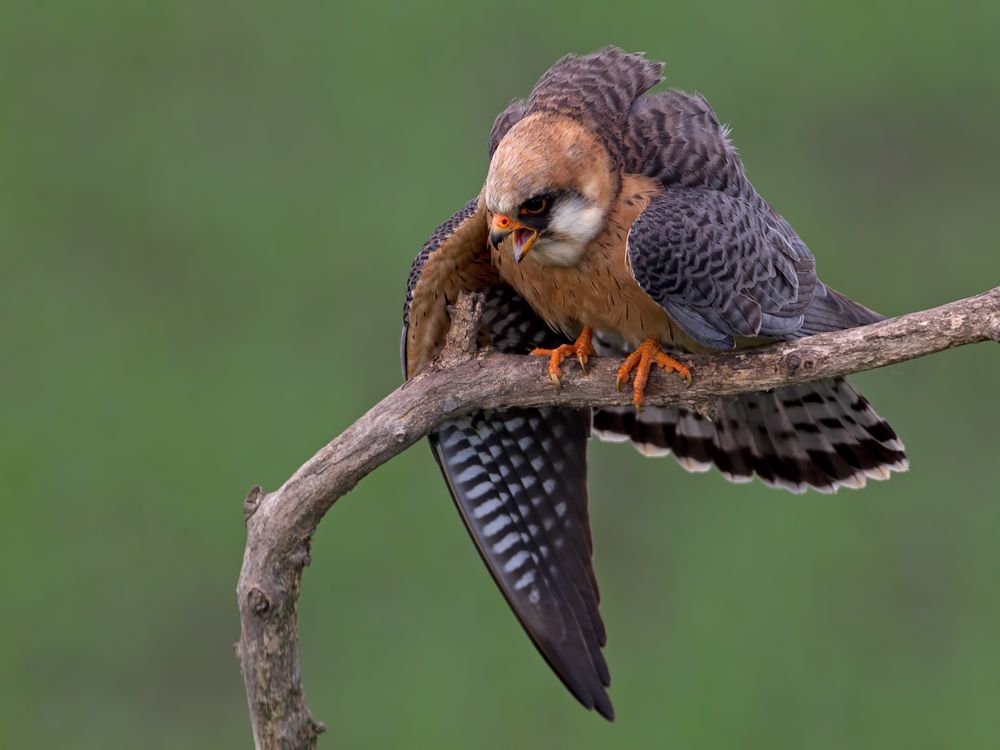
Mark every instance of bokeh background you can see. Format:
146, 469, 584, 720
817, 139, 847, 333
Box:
3, 1, 999, 747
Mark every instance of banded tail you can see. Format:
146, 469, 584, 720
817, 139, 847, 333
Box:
593, 377, 907, 493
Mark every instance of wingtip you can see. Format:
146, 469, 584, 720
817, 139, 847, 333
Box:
567, 678, 614, 721
564, 656, 614, 720
594, 690, 616, 721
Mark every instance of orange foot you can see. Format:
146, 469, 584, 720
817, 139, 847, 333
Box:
615, 337, 692, 408
531, 326, 596, 385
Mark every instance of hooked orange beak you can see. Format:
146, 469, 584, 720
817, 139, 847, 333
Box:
490, 213, 539, 264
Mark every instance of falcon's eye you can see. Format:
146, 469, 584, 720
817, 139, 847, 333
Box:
520, 196, 549, 216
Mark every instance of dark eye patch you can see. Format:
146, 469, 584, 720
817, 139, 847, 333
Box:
520, 195, 550, 216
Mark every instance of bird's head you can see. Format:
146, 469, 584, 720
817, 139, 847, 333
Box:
484, 114, 617, 267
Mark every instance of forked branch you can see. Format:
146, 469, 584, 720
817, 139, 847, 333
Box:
236, 286, 1000, 749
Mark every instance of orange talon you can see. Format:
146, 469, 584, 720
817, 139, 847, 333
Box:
615, 337, 692, 408
531, 326, 595, 386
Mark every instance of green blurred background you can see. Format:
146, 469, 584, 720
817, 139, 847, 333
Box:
2, 1, 998, 747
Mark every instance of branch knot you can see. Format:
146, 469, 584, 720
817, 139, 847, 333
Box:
783, 349, 818, 376
247, 587, 271, 615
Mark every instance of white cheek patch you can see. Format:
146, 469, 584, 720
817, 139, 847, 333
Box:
530, 197, 605, 266
549, 198, 604, 245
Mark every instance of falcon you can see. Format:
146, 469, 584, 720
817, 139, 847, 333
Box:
401, 48, 907, 719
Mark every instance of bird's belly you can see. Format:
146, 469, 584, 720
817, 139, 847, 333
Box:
494, 251, 699, 352
578, 293, 674, 347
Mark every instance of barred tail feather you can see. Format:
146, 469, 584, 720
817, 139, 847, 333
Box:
593, 378, 907, 493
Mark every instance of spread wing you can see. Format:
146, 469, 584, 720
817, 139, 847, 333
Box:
626, 189, 818, 349
402, 201, 613, 717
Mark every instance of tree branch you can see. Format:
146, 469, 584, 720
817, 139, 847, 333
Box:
236, 286, 1000, 748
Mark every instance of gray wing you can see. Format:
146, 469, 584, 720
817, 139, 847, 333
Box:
627, 189, 818, 349
624, 89, 751, 197
402, 208, 613, 718
623, 90, 885, 336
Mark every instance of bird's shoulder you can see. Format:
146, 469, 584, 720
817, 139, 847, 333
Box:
600, 172, 664, 244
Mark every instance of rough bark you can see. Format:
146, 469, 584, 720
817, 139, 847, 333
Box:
237, 285, 1000, 749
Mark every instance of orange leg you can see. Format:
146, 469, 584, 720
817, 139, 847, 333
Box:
531, 326, 596, 385
615, 337, 692, 408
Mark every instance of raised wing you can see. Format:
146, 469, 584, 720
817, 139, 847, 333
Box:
624, 89, 750, 196
402, 204, 612, 717
627, 189, 818, 349
487, 48, 663, 170
525, 47, 662, 170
